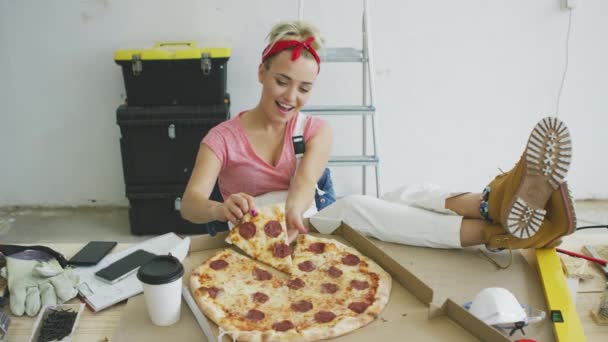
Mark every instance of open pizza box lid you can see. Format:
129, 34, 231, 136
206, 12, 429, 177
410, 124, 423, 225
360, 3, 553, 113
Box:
113, 223, 553, 341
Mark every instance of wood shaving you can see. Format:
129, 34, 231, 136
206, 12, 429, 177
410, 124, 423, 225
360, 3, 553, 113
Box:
560, 255, 595, 280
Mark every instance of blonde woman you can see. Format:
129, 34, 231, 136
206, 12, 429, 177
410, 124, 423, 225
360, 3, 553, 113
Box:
182, 21, 333, 242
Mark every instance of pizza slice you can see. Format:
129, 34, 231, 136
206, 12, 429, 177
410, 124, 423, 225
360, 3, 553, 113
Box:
288, 234, 393, 340
226, 203, 294, 273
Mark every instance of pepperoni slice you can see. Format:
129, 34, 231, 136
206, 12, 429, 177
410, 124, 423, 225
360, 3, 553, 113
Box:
264, 220, 282, 238
291, 300, 313, 312
321, 283, 339, 294
287, 278, 305, 290
298, 260, 316, 272
314, 311, 336, 323
205, 287, 220, 299
272, 243, 292, 258
238, 222, 256, 240
252, 292, 269, 303
342, 254, 360, 266
327, 266, 343, 278
209, 259, 228, 270
307, 242, 326, 254
350, 280, 370, 290
246, 309, 265, 321
348, 302, 370, 314
252, 267, 272, 281
272, 320, 295, 332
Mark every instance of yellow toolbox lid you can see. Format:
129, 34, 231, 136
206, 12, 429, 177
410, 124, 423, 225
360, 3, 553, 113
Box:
115, 41, 231, 61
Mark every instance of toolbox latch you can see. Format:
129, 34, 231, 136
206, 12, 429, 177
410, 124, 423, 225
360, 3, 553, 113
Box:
131, 54, 143, 76
201, 53, 212, 75
174, 197, 181, 211
168, 124, 176, 139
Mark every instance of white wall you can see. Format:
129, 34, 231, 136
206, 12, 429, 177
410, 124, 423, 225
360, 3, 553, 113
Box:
1, 0, 606, 206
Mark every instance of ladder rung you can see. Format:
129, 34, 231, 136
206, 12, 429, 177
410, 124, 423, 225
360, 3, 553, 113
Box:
302, 105, 375, 116
328, 155, 379, 166
319, 48, 366, 63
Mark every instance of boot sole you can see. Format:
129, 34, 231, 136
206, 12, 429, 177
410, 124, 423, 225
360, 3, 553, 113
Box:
505, 117, 572, 239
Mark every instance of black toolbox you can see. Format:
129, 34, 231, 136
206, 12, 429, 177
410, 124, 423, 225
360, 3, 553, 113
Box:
114, 42, 230, 106
126, 184, 228, 235
117, 101, 229, 185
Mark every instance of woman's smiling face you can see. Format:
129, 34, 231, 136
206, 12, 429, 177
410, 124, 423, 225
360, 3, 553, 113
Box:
258, 50, 318, 123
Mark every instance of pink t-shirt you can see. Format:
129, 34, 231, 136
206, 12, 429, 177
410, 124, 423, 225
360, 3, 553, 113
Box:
202, 112, 326, 200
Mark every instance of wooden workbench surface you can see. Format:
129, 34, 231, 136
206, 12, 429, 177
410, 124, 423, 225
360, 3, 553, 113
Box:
3, 232, 608, 342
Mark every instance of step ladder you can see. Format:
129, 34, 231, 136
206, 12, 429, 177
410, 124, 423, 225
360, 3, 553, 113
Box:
299, 0, 381, 197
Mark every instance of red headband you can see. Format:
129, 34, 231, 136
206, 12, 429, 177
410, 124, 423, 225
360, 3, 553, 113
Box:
261, 36, 321, 72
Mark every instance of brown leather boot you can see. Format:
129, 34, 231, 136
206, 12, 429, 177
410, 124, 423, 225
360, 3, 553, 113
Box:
486, 117, 572, 239
484, 182, 577, 249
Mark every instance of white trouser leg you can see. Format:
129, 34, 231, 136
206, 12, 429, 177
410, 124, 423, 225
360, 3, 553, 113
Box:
310, 195, 463, 249
381, 182, 466, 215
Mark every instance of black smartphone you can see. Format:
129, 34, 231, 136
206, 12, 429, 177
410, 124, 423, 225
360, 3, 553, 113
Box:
95, 249, 157, 284
68, 241, 117, 266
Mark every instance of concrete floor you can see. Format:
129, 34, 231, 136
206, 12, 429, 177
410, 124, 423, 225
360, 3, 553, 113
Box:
0, 206, 148, 244
1, 200, 607, 244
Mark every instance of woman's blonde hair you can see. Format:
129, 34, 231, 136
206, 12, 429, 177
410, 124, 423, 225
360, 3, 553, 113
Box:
263, 21, 325, 69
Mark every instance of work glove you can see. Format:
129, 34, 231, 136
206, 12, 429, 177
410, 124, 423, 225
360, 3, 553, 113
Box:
3, 250, 79, 316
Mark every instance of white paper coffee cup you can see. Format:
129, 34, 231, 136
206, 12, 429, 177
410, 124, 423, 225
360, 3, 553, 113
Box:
137, 255, 184, 326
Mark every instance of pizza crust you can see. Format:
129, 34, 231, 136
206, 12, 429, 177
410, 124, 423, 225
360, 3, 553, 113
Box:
299, 314, 376, 341
366, 258, 392, 317
190, 265, 227, 331
236, 329, 306, 342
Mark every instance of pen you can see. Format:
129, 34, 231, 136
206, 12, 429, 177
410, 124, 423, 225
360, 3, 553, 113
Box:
556, 248, 608, 266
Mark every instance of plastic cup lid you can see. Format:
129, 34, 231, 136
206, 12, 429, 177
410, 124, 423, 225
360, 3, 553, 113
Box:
137, 255, 184, 285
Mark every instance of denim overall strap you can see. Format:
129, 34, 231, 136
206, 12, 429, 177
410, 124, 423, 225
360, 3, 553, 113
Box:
292, 113, 336, 210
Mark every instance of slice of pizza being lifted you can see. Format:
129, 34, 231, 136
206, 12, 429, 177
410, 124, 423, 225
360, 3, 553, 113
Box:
226, 203, 294, 273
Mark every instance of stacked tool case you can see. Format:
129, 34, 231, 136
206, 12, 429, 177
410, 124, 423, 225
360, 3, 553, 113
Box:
115, 42, 230, 235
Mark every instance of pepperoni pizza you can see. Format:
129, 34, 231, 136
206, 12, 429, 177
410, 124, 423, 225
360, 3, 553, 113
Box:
190, 228, 392, 341
226, 204, 294, 273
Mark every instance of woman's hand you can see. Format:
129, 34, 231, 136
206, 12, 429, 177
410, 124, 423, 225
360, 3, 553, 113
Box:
216, 193, 256, 225
285, 207, 308, 244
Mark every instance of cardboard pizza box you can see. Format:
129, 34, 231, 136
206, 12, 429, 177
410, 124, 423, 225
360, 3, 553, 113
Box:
113, 223, 543, 341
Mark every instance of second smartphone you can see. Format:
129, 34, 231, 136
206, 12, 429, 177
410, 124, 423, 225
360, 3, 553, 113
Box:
95, 249, 157, 284
68, 241, 117, 266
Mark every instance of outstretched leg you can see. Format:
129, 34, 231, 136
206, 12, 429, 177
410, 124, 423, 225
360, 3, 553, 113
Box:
311, 195, 465, 249
311, 194, 503, 248
310, 118, 576, 250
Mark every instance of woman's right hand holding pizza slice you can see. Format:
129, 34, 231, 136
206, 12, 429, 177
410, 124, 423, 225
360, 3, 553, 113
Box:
216, 192, 256, 225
